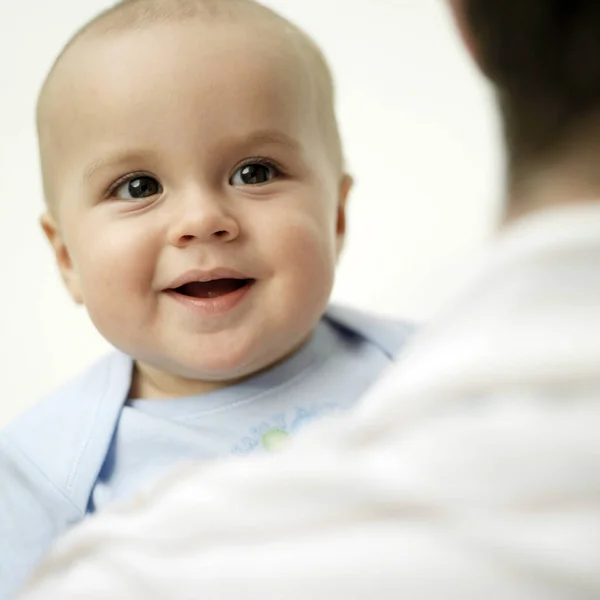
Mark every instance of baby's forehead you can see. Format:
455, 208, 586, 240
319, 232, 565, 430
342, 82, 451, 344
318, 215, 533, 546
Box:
40, 17, 318, 124
36, 7, 342, 203
37, 22, 325, 184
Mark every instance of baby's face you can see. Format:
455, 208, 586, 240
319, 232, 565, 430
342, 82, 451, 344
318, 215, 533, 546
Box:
41, 21, 349, 392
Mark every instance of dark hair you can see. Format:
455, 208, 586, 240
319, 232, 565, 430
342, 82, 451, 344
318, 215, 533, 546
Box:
464, 0, 600, 171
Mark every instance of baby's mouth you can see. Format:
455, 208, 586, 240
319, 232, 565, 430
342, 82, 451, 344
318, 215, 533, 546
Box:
173, 278, 254, 299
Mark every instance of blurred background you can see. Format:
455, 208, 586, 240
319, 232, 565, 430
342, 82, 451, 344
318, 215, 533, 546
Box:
0, 0, 502, 425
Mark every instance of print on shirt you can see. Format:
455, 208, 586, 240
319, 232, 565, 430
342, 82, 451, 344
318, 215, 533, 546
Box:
232, 403, 342, 455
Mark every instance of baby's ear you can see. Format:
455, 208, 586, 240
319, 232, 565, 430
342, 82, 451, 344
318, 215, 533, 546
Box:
335, 174, 353, 256
40, 213, 84, 304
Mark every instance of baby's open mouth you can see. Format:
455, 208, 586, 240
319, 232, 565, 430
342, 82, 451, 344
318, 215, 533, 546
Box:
173, 278, 254, 299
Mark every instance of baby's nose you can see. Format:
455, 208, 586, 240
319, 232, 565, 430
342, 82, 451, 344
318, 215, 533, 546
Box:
168, 198, 240, 247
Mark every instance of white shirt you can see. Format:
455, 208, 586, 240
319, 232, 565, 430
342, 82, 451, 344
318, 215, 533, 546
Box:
20, 204, 600, 600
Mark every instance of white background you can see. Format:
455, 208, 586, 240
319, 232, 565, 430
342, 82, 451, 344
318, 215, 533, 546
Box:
0, 0, 502, 426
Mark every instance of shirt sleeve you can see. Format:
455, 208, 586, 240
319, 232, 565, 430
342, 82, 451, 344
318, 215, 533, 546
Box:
0, 437, 80, 600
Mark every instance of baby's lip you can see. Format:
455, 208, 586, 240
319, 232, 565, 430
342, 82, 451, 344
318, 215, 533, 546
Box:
165, 268, 253, 290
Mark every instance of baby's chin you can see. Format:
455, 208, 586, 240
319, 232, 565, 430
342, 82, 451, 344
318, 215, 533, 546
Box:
129, 339, 300, 398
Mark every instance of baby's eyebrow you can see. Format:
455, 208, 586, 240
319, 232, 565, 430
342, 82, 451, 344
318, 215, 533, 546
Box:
238, 130, 302, 152
83, 150, 156, 182
82, 132, 301, 182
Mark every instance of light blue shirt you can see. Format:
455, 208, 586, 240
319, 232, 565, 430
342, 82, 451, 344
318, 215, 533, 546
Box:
0, 306, 415, 598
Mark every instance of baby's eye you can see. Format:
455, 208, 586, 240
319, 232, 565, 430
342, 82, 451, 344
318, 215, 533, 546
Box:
112, 176, 162, 200
230, 162, 279, 186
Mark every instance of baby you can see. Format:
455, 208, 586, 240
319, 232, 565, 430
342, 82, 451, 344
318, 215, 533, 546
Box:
0, 0, 414, 596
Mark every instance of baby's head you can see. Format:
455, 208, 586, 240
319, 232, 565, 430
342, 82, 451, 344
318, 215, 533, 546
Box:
37, 0, 352, 397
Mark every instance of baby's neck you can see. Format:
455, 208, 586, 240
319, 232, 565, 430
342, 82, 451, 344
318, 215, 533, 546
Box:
128, 364, 237, 400
129, 334, 312, 400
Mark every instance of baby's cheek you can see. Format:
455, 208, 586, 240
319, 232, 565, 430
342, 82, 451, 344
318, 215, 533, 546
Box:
272, 211, 337, 257
78, 231, 155, 303
270, 221, 337, 305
